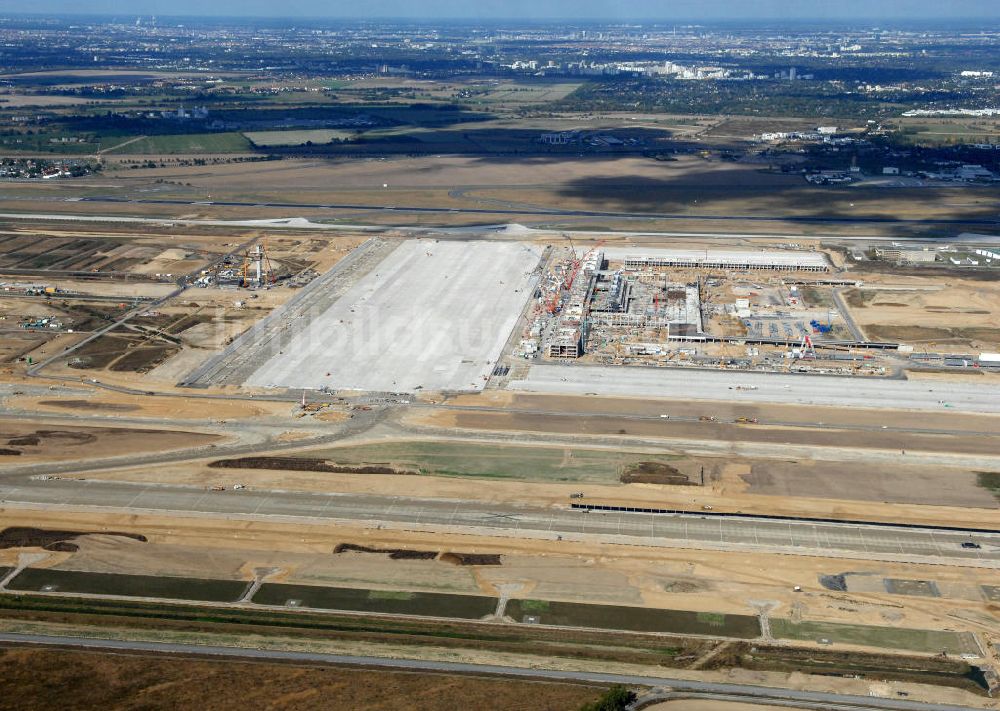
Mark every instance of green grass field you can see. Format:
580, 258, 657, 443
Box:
460, 81, 583, 107
505, 599, 760, 638
7, 569, 247, 602
977, 471, 1000, 501
243, 129, 357, 146
293, 441, 682, 483
891, 118, 1000, 146
253, 583, 497, 619
107, 132, 252, 154
770, 619, 977, 655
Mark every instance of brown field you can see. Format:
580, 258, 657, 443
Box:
0, 647, 603, 711
702, 116, 866, 140
844, 279, 1000, 349
420, 408, 1000, 458
739, 458, 994, 508
0, 94, 125, 107
0, 421, 221, 462
7, 393, 286, 421
452, 391, 1000, 435
0, 332, 49, 364
647, 703, 794, 711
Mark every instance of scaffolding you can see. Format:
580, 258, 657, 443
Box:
241, 242, 275, 288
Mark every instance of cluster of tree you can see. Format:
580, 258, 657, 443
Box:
579, 685, 636, 711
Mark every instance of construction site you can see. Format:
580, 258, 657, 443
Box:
513, 243, 888, 378
174, 233, 1000, 400
4, 216, 1000, 710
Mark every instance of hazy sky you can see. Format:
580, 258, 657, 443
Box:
11, 0, 1000, 20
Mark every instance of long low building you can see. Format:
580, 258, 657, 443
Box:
608, 248, 830, 272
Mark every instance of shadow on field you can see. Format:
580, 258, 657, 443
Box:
553, 169, 1000, 236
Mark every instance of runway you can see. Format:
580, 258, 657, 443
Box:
3, 479, 998, 566
61, 195, 1000, 226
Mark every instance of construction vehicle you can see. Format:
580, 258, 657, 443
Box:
545, 290, 562, 314
736, 416, 759, 424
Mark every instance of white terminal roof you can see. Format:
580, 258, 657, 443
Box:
604, 247, 830, 269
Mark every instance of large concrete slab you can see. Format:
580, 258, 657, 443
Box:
509, 364, 1000, 414
245, 240, 542, 392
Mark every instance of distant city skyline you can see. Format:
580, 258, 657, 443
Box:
9, 0, 1000, 21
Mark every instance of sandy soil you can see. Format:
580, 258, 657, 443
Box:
7, 392, 287, 421
0, 419, 221, 462
738, 458, 993, 508
846, 277, 1000, 349
0, 333, 48, 365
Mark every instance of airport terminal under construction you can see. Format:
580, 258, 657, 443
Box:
184, 239, 842, 391
182, 235, 999, 404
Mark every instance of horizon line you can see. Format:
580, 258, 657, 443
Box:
3, 12, 1000, 23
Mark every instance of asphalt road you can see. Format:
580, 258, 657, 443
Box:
3, 480, 997, 565
0, 632, 981, 711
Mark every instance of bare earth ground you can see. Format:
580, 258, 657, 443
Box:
414, 408, 1000, 457
0, 647, 603, 711
6, 392, 288, 421
846, 276, 1000, 349
739, 458, 992, 508
0, 420, 221, 462
448, 391, 1000, 435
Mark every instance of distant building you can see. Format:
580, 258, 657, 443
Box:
873, 246, 938, 264
539, 131, 578, 145
957, 164, 993, 180
621, 249, 829, 272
